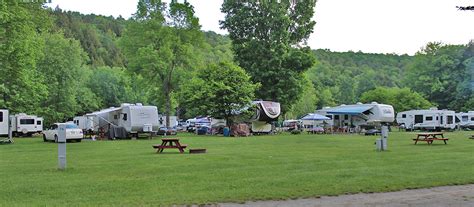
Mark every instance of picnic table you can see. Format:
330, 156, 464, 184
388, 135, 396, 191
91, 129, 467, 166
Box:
413, 132, 449, 145
152, 138, 187, 153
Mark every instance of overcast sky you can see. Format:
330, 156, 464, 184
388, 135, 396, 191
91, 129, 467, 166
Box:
46, 0, 474, 55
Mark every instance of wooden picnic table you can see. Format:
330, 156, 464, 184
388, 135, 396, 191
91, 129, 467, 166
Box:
413, 132, 449, 145
152, 138, 187, 153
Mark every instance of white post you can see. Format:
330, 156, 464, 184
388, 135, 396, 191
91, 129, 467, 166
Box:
8, 119, 13, 143
58, 124, 67, 170
381, 125, 389, 151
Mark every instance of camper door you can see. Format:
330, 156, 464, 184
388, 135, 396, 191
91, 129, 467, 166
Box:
0, 110, 8, 136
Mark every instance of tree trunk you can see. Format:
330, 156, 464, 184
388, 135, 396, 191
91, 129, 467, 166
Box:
164, 81, 171, 128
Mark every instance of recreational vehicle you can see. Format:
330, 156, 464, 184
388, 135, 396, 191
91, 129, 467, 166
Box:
0, 111, 43, 137
316, 102, 394, 130
396, 108, 456, 131
77, 103, 160, 138
250, 101, 281, 134
455, 111, 474, 129
10, 113, 43, 136
0, 109, 8, 137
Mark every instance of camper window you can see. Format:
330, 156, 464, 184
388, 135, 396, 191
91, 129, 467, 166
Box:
344, 115, 349, 120
462, 116, 469, 122
471, 117, 474, 121
334, 115, 340, 120
0, 112, 2, 122
37, 120, 41, 125
447, 116, 454, 124
401, 114, 406, 118
20, 119, 35, 125
123, 113, 128, 121
425, 116, 433, 121
114, 115, 118, 119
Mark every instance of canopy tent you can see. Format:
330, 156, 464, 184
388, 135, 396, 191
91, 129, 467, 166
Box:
325, 105, 374, 115
301, 113, 331, 120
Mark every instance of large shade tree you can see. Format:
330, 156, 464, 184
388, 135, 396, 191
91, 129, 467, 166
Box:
220, 0, 317, 112
179, 62, 259, 126
120, 0, 204, 127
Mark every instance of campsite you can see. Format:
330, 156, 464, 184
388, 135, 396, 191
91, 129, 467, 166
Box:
1, 0, 474, 206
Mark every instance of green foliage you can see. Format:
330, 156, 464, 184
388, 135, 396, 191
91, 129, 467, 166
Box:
360, 87, 433, 112
285, 76, 319, 119
221, 1, 317, 112
308, 50, 413, 108
404, 42, 473, 111
120, 0, 205, 126
36, 32, 89, 124
0, 1, 49, 114
179, 62, 259, 125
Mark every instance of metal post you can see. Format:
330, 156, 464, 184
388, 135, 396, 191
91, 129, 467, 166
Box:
58, 124, 67, 170
381, 125, 389, 151
8, 119, 13, 143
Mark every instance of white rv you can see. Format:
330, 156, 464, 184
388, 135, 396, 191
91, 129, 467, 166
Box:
0, 111, 43, 137
316, 102, 394, 129
78, 103, 159, 138
455, 111, 474, 129
10, 113, 43, 136
73, 116, 95, 131
396, 108, 456, 131
250, 101, 281, 134
0, 109, 8, 136
158, 115, 178, 127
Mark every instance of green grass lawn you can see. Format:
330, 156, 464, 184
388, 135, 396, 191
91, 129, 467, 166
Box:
1, 131, 473, 206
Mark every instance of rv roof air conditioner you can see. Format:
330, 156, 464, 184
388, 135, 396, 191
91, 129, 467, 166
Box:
429, 107, 438, 110
356, 102, 362, 105
136, 103, 143, 106
371, 102, 378, 104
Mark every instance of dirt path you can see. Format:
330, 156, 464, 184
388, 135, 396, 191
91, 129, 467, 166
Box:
216, 184, 474, 207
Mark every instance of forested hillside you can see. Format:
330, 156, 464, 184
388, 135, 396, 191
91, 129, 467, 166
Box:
0, 1, 472, 125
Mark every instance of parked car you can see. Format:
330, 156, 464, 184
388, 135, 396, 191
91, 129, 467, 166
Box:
43, 123, 83, 142
364, 129, 381, 136
157, 127, 177, 135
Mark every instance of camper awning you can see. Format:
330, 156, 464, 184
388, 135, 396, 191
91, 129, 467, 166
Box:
326, 105, 374, 115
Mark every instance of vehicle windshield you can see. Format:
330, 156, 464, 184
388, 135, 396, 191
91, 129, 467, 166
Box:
66, 124, 79, 129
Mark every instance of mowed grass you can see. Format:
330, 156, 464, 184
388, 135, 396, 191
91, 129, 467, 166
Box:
1, 131, 473, 206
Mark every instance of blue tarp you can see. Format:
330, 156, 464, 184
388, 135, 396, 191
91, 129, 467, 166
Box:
326, 105, 374, 115
301, 113, 331, 120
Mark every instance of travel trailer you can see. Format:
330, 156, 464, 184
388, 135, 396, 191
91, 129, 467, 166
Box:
75, 103, 160, 138
250, 101, 281, 134
396, 108, 456, 131
0, 110, 43, 137
10, 113, 43, 136
0, 109, 8, 137
316, 102, 394, 129
455, 111, 474, 129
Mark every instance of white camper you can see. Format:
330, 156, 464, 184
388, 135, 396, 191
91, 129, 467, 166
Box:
396, 108, 456, 131
81, 103, 159, 138
456, 111, 474, 129
316, 102, 395, 129
10, 113, 43, 136
73, 115, 94, 131
0, 109, 8, 136
158, 115, 178, 128
250, 101, 281, 134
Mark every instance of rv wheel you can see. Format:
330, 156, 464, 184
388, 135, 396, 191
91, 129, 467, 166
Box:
43, 135, 47, 142
54, 135, 58, 143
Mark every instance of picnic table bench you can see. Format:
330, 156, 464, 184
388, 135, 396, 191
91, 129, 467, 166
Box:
152, 138, 187, 153
413, 132, 449, 145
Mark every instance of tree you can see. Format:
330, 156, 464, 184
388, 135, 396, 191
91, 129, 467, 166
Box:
285, 76, 318, 119
36, 33, 89, 124
0, 1, 50, 114
404, 42, 470, 110
360, 87, 433, 112
120, 0, 204, 127
221, 0, 317, 112
179, 62, 259, 126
